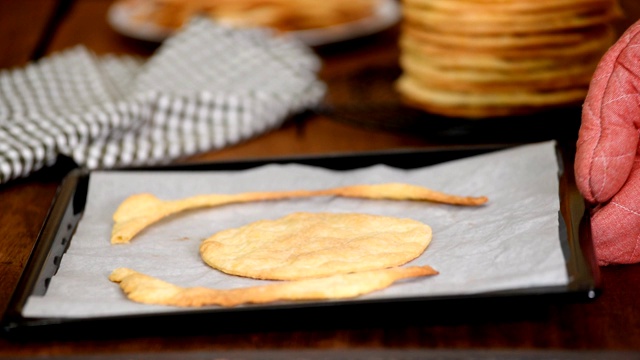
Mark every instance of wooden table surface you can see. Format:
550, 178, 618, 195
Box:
1, 0, 640, 357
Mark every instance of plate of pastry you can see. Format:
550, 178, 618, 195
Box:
107, 0, 401, 46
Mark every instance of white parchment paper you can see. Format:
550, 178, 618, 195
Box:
23, 140, 568, 318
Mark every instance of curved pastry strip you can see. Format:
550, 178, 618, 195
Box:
111, 183, 488, 244
109, 265, 439, 307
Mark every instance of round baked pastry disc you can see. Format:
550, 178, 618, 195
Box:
199, 212, 433, 280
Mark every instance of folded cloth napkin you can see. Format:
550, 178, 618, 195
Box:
0, 17, 326, 184
575, 19, 640, 265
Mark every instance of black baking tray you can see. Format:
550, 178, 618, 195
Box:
2, 141, 600, 339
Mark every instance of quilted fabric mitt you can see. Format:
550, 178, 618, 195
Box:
575, 19, 640, 265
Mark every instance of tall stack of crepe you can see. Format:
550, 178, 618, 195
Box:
395, 0, 622, 119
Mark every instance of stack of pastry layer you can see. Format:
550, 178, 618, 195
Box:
395, 0, 622, 119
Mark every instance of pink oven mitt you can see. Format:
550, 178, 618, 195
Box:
575, 19, 640, 266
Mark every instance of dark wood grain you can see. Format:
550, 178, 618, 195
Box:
0, 0, 58, 68
1, 0, 639, 356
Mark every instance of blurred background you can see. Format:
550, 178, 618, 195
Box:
1, 0, 639, 146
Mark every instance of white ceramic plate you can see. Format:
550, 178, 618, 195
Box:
107, 0, 401, 46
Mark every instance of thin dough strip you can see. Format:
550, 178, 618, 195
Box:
111, 183, 488, 244
109, 265, 439, 307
